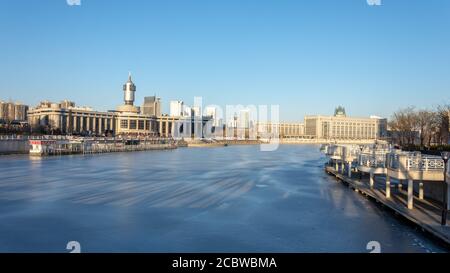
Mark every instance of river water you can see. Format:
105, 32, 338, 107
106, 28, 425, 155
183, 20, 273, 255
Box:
0, 145, 447, 252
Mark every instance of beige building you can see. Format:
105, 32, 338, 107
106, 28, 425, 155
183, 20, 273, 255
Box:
304, 107, 387, 140
256, 107, 387, 141
27, 74, 211, 138
256, 122, 305, 139
27, 101, 117, 135
0, 101, 29, 121
27, 75, 160, 136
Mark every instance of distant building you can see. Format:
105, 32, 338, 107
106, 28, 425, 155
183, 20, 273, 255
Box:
304, 107, 387, 140
192, 106, 201, 117
142, 96, 161, 117
205, 106, 222, 127
0, 101, 7, 120
0, 101, 29, 122
28, 74, 157, 136
256, 107, 387, 141
238, 109, 250, 129
28, 100, 118, 135
27, 74, 211, 138
256, 122, 305, 139
183, 105, 192, 117
170, 100, 184, 117
14, 103, 28, 121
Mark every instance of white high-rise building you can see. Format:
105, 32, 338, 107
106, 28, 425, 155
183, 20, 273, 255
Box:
192, 106, 201, 117
170, 100, 184, 117
205, 106, 221, 127
239, 109, 250, 129
183, 105, 192, 117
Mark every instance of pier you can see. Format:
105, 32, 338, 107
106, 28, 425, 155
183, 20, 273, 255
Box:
28, 137, 177, 156
323, 143, 450, 246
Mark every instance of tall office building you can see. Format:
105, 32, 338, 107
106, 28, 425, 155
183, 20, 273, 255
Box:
239, 109, 250, 129
142, 96, 161, 116
183, 105, 192, 117
0, 101, 6, 120
14, 103, 28, 121
170, 100, 184, 117
192, 106, 201, 117
205, 106, 221, 127
0, 101, 28, 121
7, 103, 15, 121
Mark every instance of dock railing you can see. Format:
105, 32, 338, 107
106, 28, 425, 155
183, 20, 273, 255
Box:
358, 148, 391, 168
323, 144, 449, 212
386, 151, 445, 181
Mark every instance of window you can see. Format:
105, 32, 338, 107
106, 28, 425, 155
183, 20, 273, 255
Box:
138, 120, 145, 130
129, 120, 137, 129
120, 120, 128, 129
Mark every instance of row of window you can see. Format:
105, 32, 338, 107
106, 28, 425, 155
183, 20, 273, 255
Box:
120, 119, 151, 130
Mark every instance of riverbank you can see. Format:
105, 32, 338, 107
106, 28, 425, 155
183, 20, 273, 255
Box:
0, 136, 178, 156
1, 135, 383, 155
0, 138, 30, 155
186, 139, 262, 147
325, 165, 450, 247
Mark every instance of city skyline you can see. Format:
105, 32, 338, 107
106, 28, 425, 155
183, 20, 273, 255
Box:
0, 73, 393, 124
1, 1, 450, 121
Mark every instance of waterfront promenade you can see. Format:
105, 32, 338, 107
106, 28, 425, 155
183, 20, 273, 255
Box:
325, 166, 450, 245
322, 142, 450, 246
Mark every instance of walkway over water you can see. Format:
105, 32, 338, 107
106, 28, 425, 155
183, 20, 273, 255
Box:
0, 145, 447, 252
326, 166, 450, 245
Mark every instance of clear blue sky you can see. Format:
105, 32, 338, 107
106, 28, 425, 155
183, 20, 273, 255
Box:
0, 0, 449, 121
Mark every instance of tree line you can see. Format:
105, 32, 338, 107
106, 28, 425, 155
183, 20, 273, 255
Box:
389, 105, 450, 148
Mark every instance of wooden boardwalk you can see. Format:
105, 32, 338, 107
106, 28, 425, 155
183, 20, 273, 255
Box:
325, 166, 450, 247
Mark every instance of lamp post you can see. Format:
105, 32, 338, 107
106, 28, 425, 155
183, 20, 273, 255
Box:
441, 152, 449, 226
359, 145, 364, 181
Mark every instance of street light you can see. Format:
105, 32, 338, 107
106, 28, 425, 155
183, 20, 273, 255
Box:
441, 151, 449, 226
359, 145, 364, 181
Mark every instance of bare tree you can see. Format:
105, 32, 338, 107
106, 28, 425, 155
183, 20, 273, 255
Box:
416, 110, 438, 147
390, 105, 450, 148
389, 107, 417, 146
436, 104, 450, 145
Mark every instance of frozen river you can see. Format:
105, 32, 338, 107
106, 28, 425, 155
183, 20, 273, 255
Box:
0, 145, 447, 252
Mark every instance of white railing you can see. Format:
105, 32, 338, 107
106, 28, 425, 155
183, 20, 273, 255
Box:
407, 155, 445, 171
326, 145, 344, 159
324, 144, 363, 161
359, 153, 388, 168
357, 146, 391, 168
387, 152, 445, 172
343, 145, 361, 158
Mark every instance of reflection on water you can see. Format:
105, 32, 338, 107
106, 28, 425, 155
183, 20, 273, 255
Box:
0, 145, 447, 252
